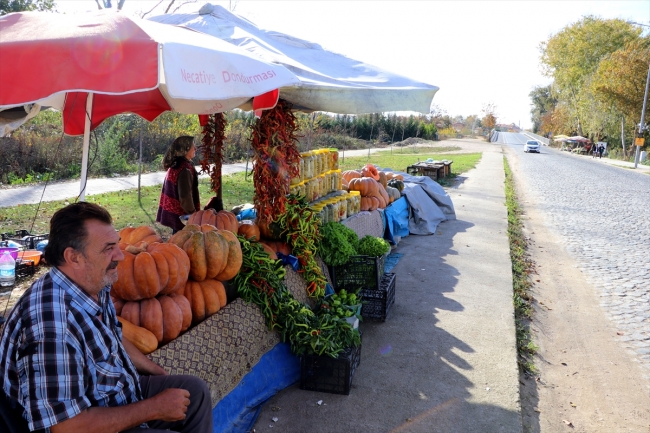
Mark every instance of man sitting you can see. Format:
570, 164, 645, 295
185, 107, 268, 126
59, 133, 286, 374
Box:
0, 202, 213, 433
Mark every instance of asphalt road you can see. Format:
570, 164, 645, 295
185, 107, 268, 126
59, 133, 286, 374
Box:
495, 131, 650, 378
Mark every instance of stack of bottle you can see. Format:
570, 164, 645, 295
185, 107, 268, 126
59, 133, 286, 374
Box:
287, 148, 362, 223
310, 191, 361, 225
289, 148, 343, 204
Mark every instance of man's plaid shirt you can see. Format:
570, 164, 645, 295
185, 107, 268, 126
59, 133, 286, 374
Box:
0, 267, 142, 432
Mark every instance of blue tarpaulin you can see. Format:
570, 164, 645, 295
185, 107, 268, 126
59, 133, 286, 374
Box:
212, 343, 300, 433
384, 253, 403, 273
383, 196, 410, 243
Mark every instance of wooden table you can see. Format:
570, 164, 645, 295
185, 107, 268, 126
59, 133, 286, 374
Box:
406, 160, 453, 180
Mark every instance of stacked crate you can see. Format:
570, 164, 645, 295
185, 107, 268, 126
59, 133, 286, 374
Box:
329, 252, 396, 321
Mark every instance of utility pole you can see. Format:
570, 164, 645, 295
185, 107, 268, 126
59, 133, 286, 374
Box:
634, 62, 650, 168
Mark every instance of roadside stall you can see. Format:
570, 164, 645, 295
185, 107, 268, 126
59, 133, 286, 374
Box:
0, 6, 453, 433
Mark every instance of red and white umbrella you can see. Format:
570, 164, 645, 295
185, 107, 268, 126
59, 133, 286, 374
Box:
0, 11, 298, 199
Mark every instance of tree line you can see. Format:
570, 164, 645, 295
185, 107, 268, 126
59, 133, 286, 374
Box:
0, 110, 442, 185
530, 16, 649, 158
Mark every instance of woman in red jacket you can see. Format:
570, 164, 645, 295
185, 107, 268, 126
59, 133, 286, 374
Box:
156, 136, 200, 233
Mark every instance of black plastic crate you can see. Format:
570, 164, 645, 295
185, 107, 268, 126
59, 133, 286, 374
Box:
15, 260, 35, 278
1, 230, 48, 250
300, 340, 362, 395
329, 253, 387, 291
360, 273, 396, 322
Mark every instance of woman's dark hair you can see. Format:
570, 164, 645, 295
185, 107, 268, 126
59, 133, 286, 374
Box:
43, 202, 113, 267
162, 136, 195, 170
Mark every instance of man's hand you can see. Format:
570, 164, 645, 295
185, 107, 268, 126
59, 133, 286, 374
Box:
49, 388, 191, 433
150, 388, 191, 422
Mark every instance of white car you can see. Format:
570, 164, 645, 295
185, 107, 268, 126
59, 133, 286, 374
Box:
524, 140, 541, 153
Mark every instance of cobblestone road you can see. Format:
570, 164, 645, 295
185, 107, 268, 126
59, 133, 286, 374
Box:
498, 132, 650, 376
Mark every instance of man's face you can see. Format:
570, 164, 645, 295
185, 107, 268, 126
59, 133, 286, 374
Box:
78, 220, 124, 295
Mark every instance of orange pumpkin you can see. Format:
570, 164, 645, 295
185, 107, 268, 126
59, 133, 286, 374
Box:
257, 219, 286, 241
348, 177, 379, 197
215, 230, 243, 281
120, 300, 141, 326
169, 293, 192, 332
139, 298, 164, 343
118, 226, 162, 248
361, 164, 380, 180
112, 296, 124, 315
216, 210, 239, 233
377, 171, 388, 189
263, 241, 291, 256
376, 185, 390, 208
370, 192, 386, 209
120, 294, 190, 345
342, 170, 362, 184
385, 172, 405, 181
184, 279, 227, 325
238, 220, 260, 241
360, 196, 380, 211
188, 209, 216, 226
187, 209, 238, 233
169, 225, 231, 281
112, 242, 190, 301
259, 242, 278, 260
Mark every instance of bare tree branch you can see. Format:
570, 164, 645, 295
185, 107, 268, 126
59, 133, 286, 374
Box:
163, 0, 175, 13
171, 0, 199, 14
141, 0, 165, 18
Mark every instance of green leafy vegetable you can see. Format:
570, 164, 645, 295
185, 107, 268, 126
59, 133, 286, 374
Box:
357, 235, 390, 257
235, 235, 360, 357
318, 222, 359, 266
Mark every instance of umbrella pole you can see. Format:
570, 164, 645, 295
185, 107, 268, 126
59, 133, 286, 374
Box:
138, 125, 143, 203
79, 93, 94, 202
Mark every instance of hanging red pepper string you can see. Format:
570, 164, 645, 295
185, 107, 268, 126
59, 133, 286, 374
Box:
198, 113, 226, 193
250, 99, 301, 224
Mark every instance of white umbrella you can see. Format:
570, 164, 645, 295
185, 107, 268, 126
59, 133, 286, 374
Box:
568, 136, 591, 143
0, 11, 299, 199
148, 3, 439, 115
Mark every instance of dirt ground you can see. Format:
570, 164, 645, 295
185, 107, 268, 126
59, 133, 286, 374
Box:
505, 148, 650, 433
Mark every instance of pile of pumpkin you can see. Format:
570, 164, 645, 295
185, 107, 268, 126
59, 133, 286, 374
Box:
110, 209, 243, 355
342, 164, 405, 211
236, 218, 291, 258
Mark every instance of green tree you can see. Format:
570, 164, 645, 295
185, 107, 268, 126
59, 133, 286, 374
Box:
0, 0, 55, 15
529, 85, 557, 133
481, 103, 498, 130
540, 16, 641, 136
591, 37, 650, 134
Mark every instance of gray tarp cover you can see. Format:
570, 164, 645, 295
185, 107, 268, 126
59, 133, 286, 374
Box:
381, 168, 456, 235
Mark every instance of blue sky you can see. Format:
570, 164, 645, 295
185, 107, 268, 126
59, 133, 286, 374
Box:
59, 0, 650, 128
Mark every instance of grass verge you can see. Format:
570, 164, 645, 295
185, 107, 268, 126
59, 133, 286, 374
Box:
1, 151, 481, 236
1, 150, 482, 316
503, 156, 537, 376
